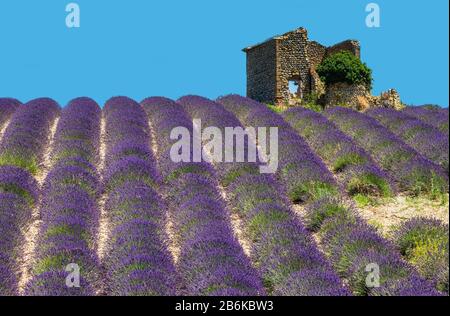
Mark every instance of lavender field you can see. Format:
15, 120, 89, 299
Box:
0, 96, 448, 296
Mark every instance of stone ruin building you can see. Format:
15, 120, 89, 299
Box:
243, 27, 403, 110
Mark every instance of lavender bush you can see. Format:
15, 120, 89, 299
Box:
102, 96, 176, 296
0, 166, 37, 295
0, 98, 21, 128
393, 217, 449, 293
324, 107, 448, 198
0, 98, 60, 175
103, 181, 176, 295
167, 174, 265, 296
0, 165, 39, 206
403, 105, 449, 134
282, 107, 393, 199
25, 185, 100, 296
367, 107, 449, 173
51, 97, 100, 167
143, 97, 266, 296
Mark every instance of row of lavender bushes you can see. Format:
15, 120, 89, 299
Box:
304, 196, 441, 295
179, 95, 349, 296
281, 107, 393, 204
281, 104, 447, 294
403, 105, 449, 135
143, 97, 265, 296
217, 95, 338, 204
0, 98, 59, 175
0, 98, 21, 130
0, 167, 37, 295
217, 95, 442, 295
0, 98, 59, 295
102, 97, 176, 295
324, 107, 448, 199
366, 107, 449, 173
1, 95, 447, 296
25, 98, 101, 295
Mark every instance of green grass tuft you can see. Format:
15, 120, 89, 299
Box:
289, 181, 338, 204
166, 164, 210, 182
333, 153, 367, 172
0, 152, 39, 175
347, 173, 392, 198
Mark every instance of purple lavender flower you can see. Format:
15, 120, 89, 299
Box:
216, 94, 338, 203
0, 165, 39, 205
273, 269, 351, 296
104, 215, 177, 296
315, 208, 441, 296
102, 97, 177, 296
25, 98, 100, 296
403, 105, 449, 134
324, 106, 448, 197
393, 217, 449, 293
24, 270, 95, 296
143, 97, 266, 295
367, 107, 449, 173
0, 193, 31, 295
0, 98, 21, 127
282, 107, 394, 197
0, 98, 60, 175
103, 156, 160, 192
148, 95, 346, 296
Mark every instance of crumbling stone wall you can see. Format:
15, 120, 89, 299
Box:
243, 27, 403, 111
323, 83, 404, 111
326, 40, 361, 59
276, 28, 311, 104
369, 89, 404, 110
245, 40, 277, 104
306, 41, 327, 68
243, 27, 361, 106
306, 41, 327, 98
323, 82, 370, 110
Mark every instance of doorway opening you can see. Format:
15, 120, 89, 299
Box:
288, 76, 303, 105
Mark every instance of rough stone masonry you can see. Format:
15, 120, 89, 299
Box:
243, 27, 403, 110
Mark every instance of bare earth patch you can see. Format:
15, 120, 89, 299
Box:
357, 194, 449, 236
164, 212, 180, 264
18, 116, 59, 293
218, 186, 252, 257
291, 203, 323, 248
0, 119, 11, 141
94, 115, 110, 295
147, 118, 180, 264
292, 193, 448, 238
97, 115, 109, 261
35, 118, 60, 185
205, 146, 255, 260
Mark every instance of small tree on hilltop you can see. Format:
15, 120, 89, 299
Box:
317, 51, 373, 91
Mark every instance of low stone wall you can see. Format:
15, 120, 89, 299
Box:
322, 83, 404, 111
322, 83, 369, 110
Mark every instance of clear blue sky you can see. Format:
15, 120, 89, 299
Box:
0, 0, 448, 107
